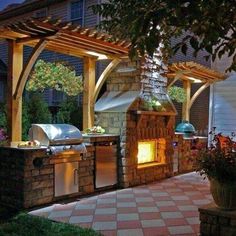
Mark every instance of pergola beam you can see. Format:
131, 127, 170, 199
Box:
7, 40, 23, 142
83, 57, 96, 130
182, 80, 191, 121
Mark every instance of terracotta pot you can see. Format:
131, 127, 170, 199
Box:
210, 179, 236, 210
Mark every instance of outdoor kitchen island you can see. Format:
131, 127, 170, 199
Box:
0, 133, 119, 210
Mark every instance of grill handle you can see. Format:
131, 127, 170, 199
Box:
74, 168, 78, 185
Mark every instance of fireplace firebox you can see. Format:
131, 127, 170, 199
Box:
137, 138, 166, 165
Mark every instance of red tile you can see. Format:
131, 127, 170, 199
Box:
164, 218, 188, 226
139, 212, 161, 220
182, 211, 199, 217
117, 220, 141, 229
71, 209, 94, 216
143, 227, 168, 236
158, 206, 179, 212
117, 198, 136, 202
100, 230, 117, 236
173, 200, 193, 205
93, 214, 116, 222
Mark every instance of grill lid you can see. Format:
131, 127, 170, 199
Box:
175, 120, 196, 138
29, 124, 83, 146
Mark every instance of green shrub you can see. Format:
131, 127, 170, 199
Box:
56, 97, 82, 130
168, 86, 187, 103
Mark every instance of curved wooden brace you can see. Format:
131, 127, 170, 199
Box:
93, 58, 121, 102
14, 39, 48, 99
189, 82, 211, 109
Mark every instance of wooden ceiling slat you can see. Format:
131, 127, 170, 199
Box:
57, 34, 123, 55
24, 21, 56, 34
1, 17, 129, 58
31, 20, 128, 53
52, 37, 120, 56
8, 24, 37, 36
16, 22, 50, 35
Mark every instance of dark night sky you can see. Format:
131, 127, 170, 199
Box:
0, 0, 24, 11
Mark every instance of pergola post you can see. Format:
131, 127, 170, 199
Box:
182, 80, 191, 121
7, 40, 23, 142
83, 57, 96, 130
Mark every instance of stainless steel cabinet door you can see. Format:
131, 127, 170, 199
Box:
96, 145, 117, 188
55, 162, 79, 197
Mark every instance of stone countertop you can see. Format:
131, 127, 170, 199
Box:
82, 133, 119, 143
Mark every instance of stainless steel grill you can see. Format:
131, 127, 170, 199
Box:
29, 124, 86, 155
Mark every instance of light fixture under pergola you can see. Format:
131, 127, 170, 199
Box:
0, 16, 130, 142
166, 61, 226, 121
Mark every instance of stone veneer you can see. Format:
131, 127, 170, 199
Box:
96, 54, 176, 188
199, 203, 236, 236
0, 144, 95, 209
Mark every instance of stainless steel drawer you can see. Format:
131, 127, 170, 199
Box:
54, 161, 79, 197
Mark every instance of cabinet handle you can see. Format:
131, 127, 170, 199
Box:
74, 169, 78, 185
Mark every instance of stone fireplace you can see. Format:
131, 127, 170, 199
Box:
95, 52, 176, 188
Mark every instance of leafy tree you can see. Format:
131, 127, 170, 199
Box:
26, 60, 83, 96
92, 0, 236, 71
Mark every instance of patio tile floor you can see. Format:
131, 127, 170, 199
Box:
29, 172, 212, 236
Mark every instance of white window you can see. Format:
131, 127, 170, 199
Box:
70, 0, 84, 25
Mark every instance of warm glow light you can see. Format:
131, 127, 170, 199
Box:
138, 141, 156, 164
188, 77, 202, 83
86, 51, 108, 60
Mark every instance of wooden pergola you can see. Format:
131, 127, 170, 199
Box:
166, 61, 226, 121
0, 17, 130, 142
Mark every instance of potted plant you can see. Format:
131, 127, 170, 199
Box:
195, 129, 236, 210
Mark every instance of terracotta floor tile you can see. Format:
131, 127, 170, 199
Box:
117, 220, 142, 229
93, 214, 116, 222
143, 227, 169, 236
164, 218, 188, 226
139, 212, 161, 220
100, 230, 117, 236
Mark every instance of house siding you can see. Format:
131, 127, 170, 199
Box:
209, 55, 236, 136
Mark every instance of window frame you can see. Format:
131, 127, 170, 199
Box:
68, 0, 85, 26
